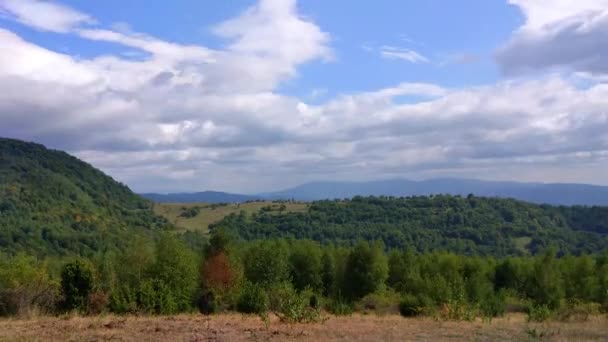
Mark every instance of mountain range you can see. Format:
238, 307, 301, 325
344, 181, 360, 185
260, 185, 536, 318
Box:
141, 178, 608, 206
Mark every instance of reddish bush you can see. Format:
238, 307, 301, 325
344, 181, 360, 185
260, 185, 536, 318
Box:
87, 291, 109, 315
203, 252, 236, 294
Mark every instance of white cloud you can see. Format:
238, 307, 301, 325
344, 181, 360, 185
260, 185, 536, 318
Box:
213, 0, 331, 87
498, 0, 608, 74
380, 46, 429, 64
1, 0, 608, 192
508, 0, 608, 32
0, 0, 95, 32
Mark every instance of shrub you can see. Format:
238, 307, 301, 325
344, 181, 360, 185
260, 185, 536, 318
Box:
60, 259, 95, 312
399, 294, 427, 317
108, 285, 138, 314
0, 254, 58, 317
197, 290, 217, 315
138, 279, 177, 315
203, 252, 238, 296
479, 290, 507, 318
87, 291, 109, 315
268, 283, 324, 323
180, 206, 200, 218
236, 282, 268, 314
243, 240, 290, 288
556, 300, 601, 322
325, 297, 354, 316
527, 304, 553, 322
343, 241, 389, 300
358, 289, 400, 315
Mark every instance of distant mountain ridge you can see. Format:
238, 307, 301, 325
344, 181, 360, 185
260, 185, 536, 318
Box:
141, 191, 262, 204
142, 178, 608, 206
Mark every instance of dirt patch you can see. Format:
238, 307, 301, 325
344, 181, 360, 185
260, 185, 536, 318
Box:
1, 313, 607, 341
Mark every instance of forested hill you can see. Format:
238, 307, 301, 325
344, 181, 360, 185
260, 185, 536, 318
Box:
210, 195, 608, 256
0, 138, 169, 256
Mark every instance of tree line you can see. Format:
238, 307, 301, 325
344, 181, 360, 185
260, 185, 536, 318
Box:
2, 230, 607, 322
210, 195, 608, 256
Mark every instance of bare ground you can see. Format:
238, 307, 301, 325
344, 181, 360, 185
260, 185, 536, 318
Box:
1, 313, 607, 342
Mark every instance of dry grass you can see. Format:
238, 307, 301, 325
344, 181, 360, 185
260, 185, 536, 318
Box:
153, 201, 308, 232
1, 313, 607, 341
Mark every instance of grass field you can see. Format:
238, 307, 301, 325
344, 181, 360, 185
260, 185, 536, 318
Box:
153, 201, 308, 232
1, 313, 607, 341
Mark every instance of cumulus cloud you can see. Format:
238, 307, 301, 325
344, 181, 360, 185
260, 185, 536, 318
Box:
0, 0, 95, 32
498, 0, 608, 75
1, 0, 608, 192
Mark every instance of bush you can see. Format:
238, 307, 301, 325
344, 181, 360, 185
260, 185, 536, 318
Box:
138, 279, 177, 315
268, 283, 324, 323
436, 298, 476, 321
358, 289, 400, 315
197, 290, 217, 315
87, 291, 109, 315
399, 294, 427, 317
236, 282, 268, 314
108, 285, 138, 314
325, 297, 354, 316
0, 254, 58, 317
151, 234, 198, 312
60, 259, 95, 312
343, 241, 389, 300
527, 304, 553, 322
479, 290, 507, 318
557, 300, 601, 322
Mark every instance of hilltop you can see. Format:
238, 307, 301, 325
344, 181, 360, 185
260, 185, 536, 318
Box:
0, 138, 169, 256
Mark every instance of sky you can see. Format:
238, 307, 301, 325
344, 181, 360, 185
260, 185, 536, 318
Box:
1, 0, 608, 193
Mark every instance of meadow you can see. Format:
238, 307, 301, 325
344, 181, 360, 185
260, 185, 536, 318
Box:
153, 201, 308, 232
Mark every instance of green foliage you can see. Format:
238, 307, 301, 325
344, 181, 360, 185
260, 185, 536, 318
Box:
150, 233, 199, 312
236, 282, 268, 314
557, 300, 601, 322
268, 282, 324, 323
108, 284, 138, 314
0, 253, 58, 316
179, 206, 200, 218
527, 304, 553, 322
479, 289, 507, 318
60, 259, 95, 312
289, 240, 323, 292
399, 294, 430, 317
321, 251, 335, 296
527, 250, 564, 310
0, 138, 170, 257
138, 279, 178, 315
243, 240, 290, 288
357, 289, 401, 315
343, 241, 388, 300
324, 294, 355, 316
211, 195, 608, 256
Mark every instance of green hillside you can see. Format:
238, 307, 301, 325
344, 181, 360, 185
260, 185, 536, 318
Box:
0, 138, 169, 256
210, 195, 608, 256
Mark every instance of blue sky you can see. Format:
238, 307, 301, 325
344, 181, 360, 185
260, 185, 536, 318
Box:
1, 0, 608, 192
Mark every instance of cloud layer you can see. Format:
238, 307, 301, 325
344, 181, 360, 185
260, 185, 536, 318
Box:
498, 0, 608, 75
0, 0, 607, 192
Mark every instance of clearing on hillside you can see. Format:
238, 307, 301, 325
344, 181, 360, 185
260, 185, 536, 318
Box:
153, 201, 308, 232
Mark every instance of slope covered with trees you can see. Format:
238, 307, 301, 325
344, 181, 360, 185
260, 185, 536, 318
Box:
210, 195, 608, 256
0, 138, 169, 256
